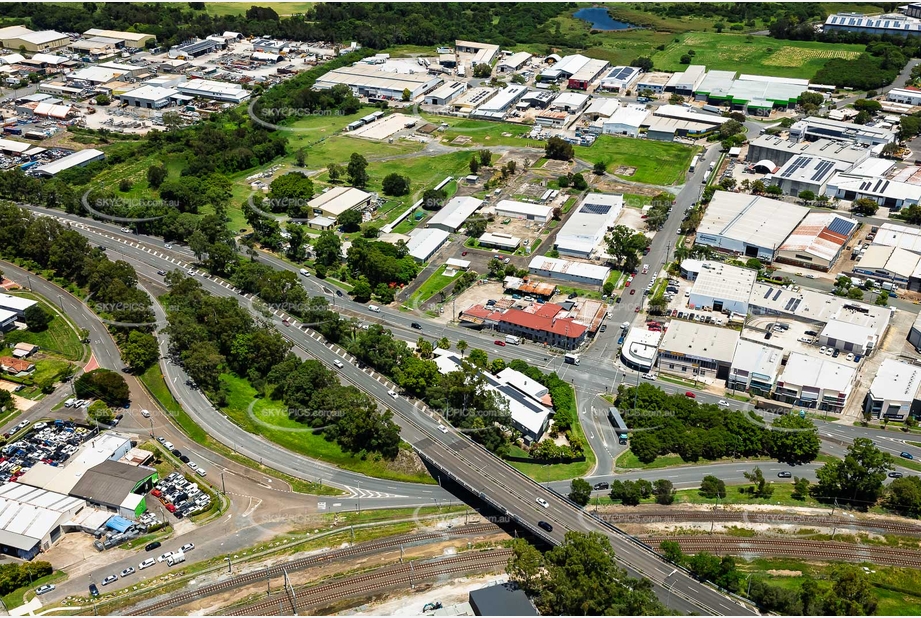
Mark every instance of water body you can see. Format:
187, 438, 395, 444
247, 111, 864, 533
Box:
573, 7, 634, 31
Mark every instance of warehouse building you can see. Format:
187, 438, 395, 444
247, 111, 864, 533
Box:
583, 97, 620, 121
424, 81, 466, 106
635, 72, 671, 94
0, 309, 16, 333
497, 52, 531, 73
652, 104, 725, 127
656, 321, 740, 381
539, 54, 593, 82
820, 318, 881, 357
825, 174, 921, 210
727, 338, 784, 396
117, 84, 180, 109
471, 84, 526, 120
789, 116, 896, 146
620, 327, 662, 372
84, 29, 156, 48
864, 359, 921, 421
888, 87, 921, 106
528, 256, 610, 287
823, 12, 921, 36
766, 155, 851, 197
645, 117, 713, 141
33, 149, 104, 177
451, 87, 496, 114
601, 104, 648, 137
567, 58, 609, 90
0, 28, 69, 52
307, 186, 373, 219
666, 65, 706, 95
0, 293, 37, 318
696, 73, 809, 113
175, 79, 250, 103
774, 352, 856, 412
494, 200, 553, 223
687, 261, 758, 315
554, 193, 622, 258
599, 66, 640, 92
0, 483, 86, 560
853, 244, 921, 289
479, 232, 521, 251
168, 38, 220, 59
69, 460, 156, 519
909, 312, 921, 350
427, 196, 482, 232
316, 64, 440, 101
746, 135, 871, 169
695, 192, 809, 262
405, 227, 450, 263
873, 222, 921, 255
775, 212, 857, 271
455, 40, 500, 66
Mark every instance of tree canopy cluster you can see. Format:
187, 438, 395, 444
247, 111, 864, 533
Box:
618, 383, 820, 465
507, 532, 667, 615
813, 43, 909, 90
0, 561, 52, 597
75, 369, 130, 407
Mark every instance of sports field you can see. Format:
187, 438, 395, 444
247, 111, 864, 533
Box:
651, 33, 866, 79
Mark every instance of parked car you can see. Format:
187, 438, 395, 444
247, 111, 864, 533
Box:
138, 558, 156, 570
35, 584, 55, 596
889, 471, 904, 478
685, 391, 696, 398
89, 583, 99, 597
120, 567, 135, 577
101, 575, 117, 586
180, 543, 195, 553
145, 541, 161, 552
777, 471, 793, 478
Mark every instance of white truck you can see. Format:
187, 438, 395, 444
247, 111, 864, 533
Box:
564, 353, 580, 365
167, 551, 185, 567
505, 335, 521, 345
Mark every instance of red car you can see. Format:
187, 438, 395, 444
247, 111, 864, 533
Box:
494, 340, 507, 346
685, 391, 696, 398
462, 251, 468, 256
165, 504, 176, 513
630, 289, 636, 295
282, 319, 290, 326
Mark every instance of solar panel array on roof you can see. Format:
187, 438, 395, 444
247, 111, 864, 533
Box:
773, 289, 783, 301
811, 159, 835, 181
581, 203, 612, 215
791, 298, 801, 311
828, 217, 856, 236
784, 298, 795, 311
764, 287, 773, 299
780, 155, 810, 179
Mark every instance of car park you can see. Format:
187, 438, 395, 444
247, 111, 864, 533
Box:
35, 584, 55, 595
535, 498, 549, 508
102, 575, 117, 586
777, 471, 792, 478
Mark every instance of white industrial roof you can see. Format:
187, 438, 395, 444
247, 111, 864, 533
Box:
31, 53, 67, 65
551, 54, 591, 77
820, 319, 877, 349
554, 193, 623, 256
585, 97, 620, 118
495, 199, 553, 219
0, 53, 24, 65
653, 104, 725, 126
695, 69, 737, 95
528, 255, 610, 282
84, 28, 154, 44
0, 484, 84, 551
121, 84, 179, 102
870, 359, 921, 402
0, 138, 30, 154
690, 262, 757, 305
497, 367, 549, 400
847, 157, 895, 178
749, 135, 871, 166
829, 174, 921, 203
426, 81, 465, 100
697, 191, 809, 252
476, 84, 526, 112
0, 293, 37, 312
780, 352, 856, 393
70, 66, 124, 83
778, 212, 856, 263
307, 186, 371, 217
406, 227, 449, 262
730, 338, 783, 383
498, 51, 531, 70
658, 320, 740, 364
19, 433, 131, 495
177, 79, 249, 101
551, 91, 589, 109
0, 26, 34, 40
621, 327, 662, 369
479, 232, 521, 248
18, 30, 67, 45
428, 196, 482, 231
791, 115, 896, 143
604, 104, 649, 129
858, 244, 920, 278
769, 155, 849, 185
34, 149, 103, 176
873, 221, 921, 254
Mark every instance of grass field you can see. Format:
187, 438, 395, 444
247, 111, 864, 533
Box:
574, 136, 697, 186
0, 292, 85, 361
420, 114, 542, 148
651, 33, 867, 79
220, 373, 435, 484
202, 2, 314, 16
5, 570, 67, 609
407, 265, 457, 307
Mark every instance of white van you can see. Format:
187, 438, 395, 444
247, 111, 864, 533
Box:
64, 398, 76, 408
167, 551, 185, 567
505, 335, 521, 345
368, 305, 381, 313
299, 268, 310, 277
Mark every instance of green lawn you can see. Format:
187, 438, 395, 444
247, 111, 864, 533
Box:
605, 270, 623, 290
202, 2, 314, 15
139, 365, 342, 495
651, 33, 867, 79
407, 265, 457, 307
0, 292, 85, 361
420, 114, 543, 148
561, 196, 577, 214
219, 373, 436, 484
574, 137, 697, 186
384, 44, 437, 58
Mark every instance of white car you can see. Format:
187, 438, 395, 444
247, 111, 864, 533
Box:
141, 409, 150, 418
333, 360, 344, 369
718, 400, 729, 407
188, 462, 198, 471
824, 347, 833, 355
120, 567, 135, 577
437, 424, 448, 434
157, 551, 173, 563
536, 497, 549, 508
387, 389, 398, 399
819, 346, 827, 355
180, 543, 194, 553
642, 373, 656, 380
138, 558, 156, 570
33, 422, 46, 430
846, 353, 855, 362
35, 584, 55, 595
101, 575, 117, 586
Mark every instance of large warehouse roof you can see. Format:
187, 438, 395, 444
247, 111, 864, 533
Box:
427, 196, 482, 231
697, 191, 809, 253
780, 352, 856, 392
873, 221, 921, 254
316, 64, 437, 93
778, 212, 856, 263
33, 149, 104, 177
495, 199, 553, 220
730, 338, 783, 383
528, 255, 610, 282
658, 321, 739, 364
690, 262, 757, 305
554, 193, 623, 256
869, 359, 921, 402
70, 460, 156, 507
857, 244, 921, 278
307, 186, 371, 217
0, 483, 84, 551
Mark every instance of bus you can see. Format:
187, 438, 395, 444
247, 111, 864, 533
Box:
608, 407, 629, 445
689, 154, 700, 173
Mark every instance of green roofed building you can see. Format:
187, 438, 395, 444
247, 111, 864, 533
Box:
694, 70, 810, 114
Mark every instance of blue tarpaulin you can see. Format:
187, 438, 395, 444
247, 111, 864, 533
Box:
105, 516, 132, 532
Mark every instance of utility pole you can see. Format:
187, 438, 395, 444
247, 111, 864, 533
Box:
221, 471, 226, 495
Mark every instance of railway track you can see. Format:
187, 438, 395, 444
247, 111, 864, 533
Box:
643, 535, 921, 568
127, 523, 501, 615
606, 508, 921, 536
225, 549, 513, 616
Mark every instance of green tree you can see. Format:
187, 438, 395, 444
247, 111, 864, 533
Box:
479, 149, 492, 167
87, 399, 114, 424
885, 475, 921, 516
699, 475, 726, 499
337, 209, 363, 232
592, 160, 607, 175
825, 564, 878, 616
507, 538, 545, 594
659, 540, 684, 565
605, 225, 649, 272
314, 230, 342, 267
847, 287, 865, 299
815, 438, 892, 505
743, 466, 774, 498
798, 190, 816, 202
765, 184, 783, 196
851, 197, 879, 216
347, 152, 369, 188
74, 369, 130, 406
568, 477, 592, 506
182, 340, 224, 391
401, 88, 411, 102
473, 63, 491, 78
545, 136, 574, 161
469, 156, 479, 175
147, 164, 167, 189
352, 278, 373, 303
295, 148, 306, 167
769, 414, 820, 464
95, 93, 110, 106
123, 330, 159, 371
456, 340, 468, 357
792, 477, 811, 501
327, 162, 344, 183
468, 348, 488, 368
875, 291, 889, 306
437, 336, 450, 350
900, 115, 921, 140
653, 479, 676, 505
714, 21, 725, 32
679, 54, 692, 64
23, 303, 51, 332
381, 173, 410, 196
571, 172, 588, 191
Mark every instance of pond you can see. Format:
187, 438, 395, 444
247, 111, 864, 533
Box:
573, 7, 635, 30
